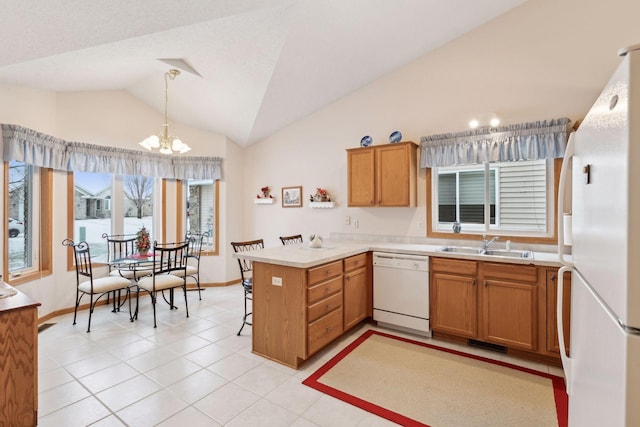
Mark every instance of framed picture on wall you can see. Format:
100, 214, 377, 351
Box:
282, 186, 302, 208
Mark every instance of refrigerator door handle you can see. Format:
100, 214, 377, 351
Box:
557, 132, 575, 267
557, 265, 572, 394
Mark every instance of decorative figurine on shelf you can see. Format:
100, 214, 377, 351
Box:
136, 226, 151, 256
312, 187, 331, 202
257, 186, 273, 199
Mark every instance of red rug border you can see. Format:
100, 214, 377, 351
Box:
302, 329, 568, 427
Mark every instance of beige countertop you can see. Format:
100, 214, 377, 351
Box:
232, 239, 565, 269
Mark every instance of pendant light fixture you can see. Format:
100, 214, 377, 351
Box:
139, 69, 191, 154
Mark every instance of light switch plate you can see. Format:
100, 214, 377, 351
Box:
272, 276, 283, 286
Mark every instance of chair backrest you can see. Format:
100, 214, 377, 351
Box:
152, 240, 189, 275
230, 239, 264, 281
185, 231, 210, 260
279, 234, 303, 245
62, 238, 93, 283
102, 233, 137, 269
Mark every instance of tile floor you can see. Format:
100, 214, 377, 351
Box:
38, 284, 565, 426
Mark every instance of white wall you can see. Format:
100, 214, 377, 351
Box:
242, 0, 640, 245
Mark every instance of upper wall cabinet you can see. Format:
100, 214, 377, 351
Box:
346, 141, 417, 207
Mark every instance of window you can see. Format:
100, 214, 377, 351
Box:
4, 161, 52, 283
179, 179, 218, 254
71, 172, 112, 263
123, 175, 154, 236
431, 159, 554, 238
68, 172, 156, 265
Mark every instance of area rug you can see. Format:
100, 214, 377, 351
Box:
302, 330, 568, 427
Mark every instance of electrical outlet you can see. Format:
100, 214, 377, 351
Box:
271, 276, 282, 286
353, 219, 359, 229
345, 216, 351, 226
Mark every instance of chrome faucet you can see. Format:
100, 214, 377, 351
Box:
482, 235, 499, 250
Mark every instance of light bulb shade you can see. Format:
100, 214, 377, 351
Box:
490, 118, 500, 127
159, 145, 173, 155
139, 135, 161, 150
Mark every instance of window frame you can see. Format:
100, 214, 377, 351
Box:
3, 162, 53, 284
177, 179, 219, 256
66, 172, 160, 270
426, 158, 562, 245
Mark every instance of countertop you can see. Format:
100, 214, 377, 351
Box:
0, 281, 40, 313
232, 239, 566, 269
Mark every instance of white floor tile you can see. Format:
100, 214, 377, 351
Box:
265, 377, 323, 415
38, 396, 111, 427
144, 357, 202, 387
38, 380, 92, 416
77, 362, 140, 394
156, 406, 221, 427
226, 398, 299, 427
115, 389, 189, 427
303, 394, 370, 427
38, 367, 75, 392
193, 382, 260, 424
207, 353, 263, 380
95, 374, 162, 412
233, 363, 293, 396
166, 368, 228, 404
183, 342, 234, 367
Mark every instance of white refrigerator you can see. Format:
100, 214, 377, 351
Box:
557, 44, 640, 426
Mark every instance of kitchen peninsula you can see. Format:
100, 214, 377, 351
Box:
233, 240, 565, 368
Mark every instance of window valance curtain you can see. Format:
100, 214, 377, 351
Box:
419, 118, 571, 168
2, 124, 223, 180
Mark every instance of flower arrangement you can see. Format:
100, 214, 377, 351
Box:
257, 186, 273, 199
312, 187, 331, 202
136, 226, 151, 254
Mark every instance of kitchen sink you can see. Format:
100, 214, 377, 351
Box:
437, 246, 485, 255
483, 249, 533, 259
437, 246, 534, 259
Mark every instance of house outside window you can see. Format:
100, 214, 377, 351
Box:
433, 159, 551, 235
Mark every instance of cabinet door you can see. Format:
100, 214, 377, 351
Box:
344, 266, 367, 330
377, 143, 416, 207
546, 269, 572, 354
431, 272, 477, 337
347, 148, 375, 207
482, 279, 537, 351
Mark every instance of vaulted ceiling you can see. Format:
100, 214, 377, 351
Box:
0, 0, 526, 146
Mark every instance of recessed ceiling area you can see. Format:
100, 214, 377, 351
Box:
0, 0, 526, 146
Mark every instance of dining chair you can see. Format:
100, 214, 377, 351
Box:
230, 239, 264, 335
62, 238, 132, 332
102, 232, 152, 281
171, 231, 209, 300
135, 240, 190, 327
279, 234, 303, 245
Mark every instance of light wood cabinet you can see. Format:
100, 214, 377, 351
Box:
546, 268, 571, 354
0, 286, 40, 427
431, 258, 570, 364
347, 141, 417, 207
252, 253, 371, 369
479, 262, 538, 351
431, 257, 478, 338
343, 253, 368, 331
306, 262, 344, 356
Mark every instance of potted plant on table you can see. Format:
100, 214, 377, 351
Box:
136, 226, 151, 256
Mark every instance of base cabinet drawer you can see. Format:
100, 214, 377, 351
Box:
308, 292, 343, 323
308, 307, 344, 355
308, 276, 343, 304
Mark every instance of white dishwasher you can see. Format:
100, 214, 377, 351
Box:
373, 252, 430, 336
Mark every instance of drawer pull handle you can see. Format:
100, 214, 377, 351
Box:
326, 304, 333, 309
325, 287, 331, 292
326, 326, 333, 332
472, 279, 476, 286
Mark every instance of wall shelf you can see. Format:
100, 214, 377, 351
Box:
254, 198, 276, 205
309, 201, 335, 208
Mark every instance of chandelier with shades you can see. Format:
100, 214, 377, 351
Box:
139, 69, 191, 154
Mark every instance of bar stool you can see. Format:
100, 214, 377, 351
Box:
230, 239, 264, 335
